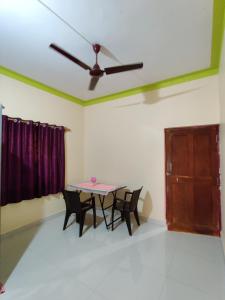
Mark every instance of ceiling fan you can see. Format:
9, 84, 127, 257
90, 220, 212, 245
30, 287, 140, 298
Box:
49, 43, 143, 91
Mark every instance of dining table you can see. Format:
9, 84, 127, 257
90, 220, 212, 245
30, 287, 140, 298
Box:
67, 182, 126, 229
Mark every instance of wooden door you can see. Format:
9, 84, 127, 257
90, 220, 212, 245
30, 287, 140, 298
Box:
165, 125, 221, 236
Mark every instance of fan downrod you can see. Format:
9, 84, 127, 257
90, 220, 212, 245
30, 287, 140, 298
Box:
90, 44, 103, 77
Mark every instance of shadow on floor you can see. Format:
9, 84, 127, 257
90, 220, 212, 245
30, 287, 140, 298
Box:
64, 212, 105, 234
0, 223, 41, 284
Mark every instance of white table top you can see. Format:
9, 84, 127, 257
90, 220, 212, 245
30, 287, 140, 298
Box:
67, 183, 125, 196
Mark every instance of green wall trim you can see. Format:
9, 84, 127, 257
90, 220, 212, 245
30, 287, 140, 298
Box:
83, 68, 219, 106
211, 0, 225, 69
0, 65, 219, 108
0, 66, 84, 106
1, 0, 224, 107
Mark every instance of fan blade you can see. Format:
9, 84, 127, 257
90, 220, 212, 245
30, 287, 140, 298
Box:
49, 43, 91, 71
104, 63, 143, 75
89, 77, 100, 90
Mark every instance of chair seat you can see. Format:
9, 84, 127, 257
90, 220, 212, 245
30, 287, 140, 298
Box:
81, 201, 93, 211
114, 198, 129, 211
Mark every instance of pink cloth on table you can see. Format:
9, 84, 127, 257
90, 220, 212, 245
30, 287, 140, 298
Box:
76, 182, 116, 191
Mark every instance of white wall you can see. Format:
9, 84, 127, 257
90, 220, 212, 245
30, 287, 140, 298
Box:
0, 75, 84, 234
219, 30, 225, 254
84, 76, 220, 222
0, 74, 221, 233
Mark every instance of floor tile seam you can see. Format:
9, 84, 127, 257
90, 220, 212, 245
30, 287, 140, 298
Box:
173, 236, 224, 266
162, 275, 217, 300
179, 235, 223, 248
77, 238, 163, 264
58, 239, 155, 273
6, 266, 65, 286
5, 274, 93, 297
166, 273, 218, 296
80, 272, 115, 299
222, 243, 225, 266
165, 243, 177, 275
3, 280, 53, 299
77, 254, 129, 290
51, 227, 166, 272
69, 277, 100, 298
158, 277, 168, 300
180, 232, 220, 239
174, 247, 225, 268
92, 262, 168, 293
144, 256, 175, 278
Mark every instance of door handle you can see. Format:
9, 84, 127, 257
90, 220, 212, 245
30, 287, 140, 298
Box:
167, 161, 172, 174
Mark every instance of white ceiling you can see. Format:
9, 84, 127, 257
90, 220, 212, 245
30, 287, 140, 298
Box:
0, 0, 213, 100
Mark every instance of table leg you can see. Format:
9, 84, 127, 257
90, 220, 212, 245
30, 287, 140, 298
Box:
98, 192, 122, 230
98, 194, 109, 229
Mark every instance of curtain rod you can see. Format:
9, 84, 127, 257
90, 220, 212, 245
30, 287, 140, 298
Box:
6, 116, 70, 132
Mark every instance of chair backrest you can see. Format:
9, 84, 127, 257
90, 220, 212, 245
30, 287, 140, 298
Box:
129, 187, 143, 211
62, 190, 81, 213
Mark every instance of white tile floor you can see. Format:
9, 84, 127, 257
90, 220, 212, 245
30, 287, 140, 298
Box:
1, 211, 225, 300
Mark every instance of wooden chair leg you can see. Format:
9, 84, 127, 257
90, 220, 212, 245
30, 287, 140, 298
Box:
79, 213, 85, 237
92, 200, 96, 228
134, 208, 140, 226
125, 212, 132, 236
63, 211, 71, 230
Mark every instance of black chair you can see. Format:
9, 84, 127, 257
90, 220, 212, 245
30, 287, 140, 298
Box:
111, 187, 143, 236
62, 190, 96, 237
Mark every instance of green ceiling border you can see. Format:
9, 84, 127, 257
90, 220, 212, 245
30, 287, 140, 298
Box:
0, 65, 83, 106
211, 0, 225, 69
83, 68, 218, 106
0, 0, 224, 107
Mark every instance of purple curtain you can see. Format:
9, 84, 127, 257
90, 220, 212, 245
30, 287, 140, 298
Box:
1, 116, 65, 206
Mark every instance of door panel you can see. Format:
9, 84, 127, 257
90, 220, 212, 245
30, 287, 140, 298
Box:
193, 132, 211, 177
165, 125, 221, 236
193, 184, 215, 230
170, 182, 193, 228
171, 133, 192, 176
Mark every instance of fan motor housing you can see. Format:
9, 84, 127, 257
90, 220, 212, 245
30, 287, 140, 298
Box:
90, 64, 104, 77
